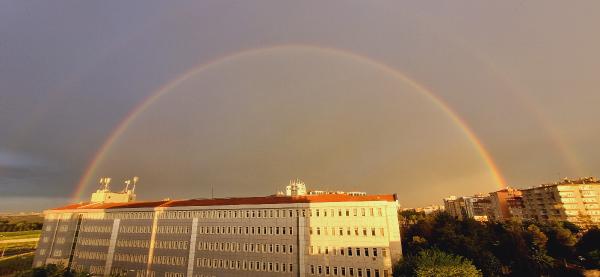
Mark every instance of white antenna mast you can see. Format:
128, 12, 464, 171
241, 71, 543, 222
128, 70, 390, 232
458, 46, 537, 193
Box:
124, 180, 131, 192
132, 176, 139, 193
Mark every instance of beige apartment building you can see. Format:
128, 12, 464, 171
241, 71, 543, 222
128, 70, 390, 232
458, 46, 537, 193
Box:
34, 181, 401, 277
521, 177, 600, 226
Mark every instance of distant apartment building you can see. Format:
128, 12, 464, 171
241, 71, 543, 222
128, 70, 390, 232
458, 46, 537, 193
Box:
506, 196, 525, 222
488, 188, 523, 222
409, 205, 444, 215
521, 177, 600, 226
443, 196, 466, 220
34, 180, 401, 277
443, 194, 490, 221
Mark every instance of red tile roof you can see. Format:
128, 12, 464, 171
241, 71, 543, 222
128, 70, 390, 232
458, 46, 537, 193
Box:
51, 194, 396, 211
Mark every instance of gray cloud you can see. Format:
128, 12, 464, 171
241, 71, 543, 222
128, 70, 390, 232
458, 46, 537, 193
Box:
0, 1, 598, 211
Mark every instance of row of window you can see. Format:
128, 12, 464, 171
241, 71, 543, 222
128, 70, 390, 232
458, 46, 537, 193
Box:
116, 239, 148, 248
160, 207, 385, 220
45, 213, 73, 220
309, 246, 388, 258
310, 227, 385, 237
81, 224, 389, 236
152, 255, 186, 266
310, 264, 389, 277
108, 268, 159, 277
55, 206, 387, 222
114, 253, 148, 263
157, 225, 190, 234
198, 241, 293, 254
196, 258, 294, 273
75, 250, 107, 260
155, 240, 189, 250
120, 225, 151, 233
79, 237, 110, 247
80, 225, 112, 233
199, 225, 294, 236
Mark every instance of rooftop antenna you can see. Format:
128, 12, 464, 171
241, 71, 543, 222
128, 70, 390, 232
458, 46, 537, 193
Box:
132, 176, 139, 193
99, 177, 111, 191
211, 185, 214, 199
123, 180, 131, 192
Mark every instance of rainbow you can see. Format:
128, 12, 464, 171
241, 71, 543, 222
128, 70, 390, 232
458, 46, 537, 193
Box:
72, 44, 507, 200
431, 28, 585, 176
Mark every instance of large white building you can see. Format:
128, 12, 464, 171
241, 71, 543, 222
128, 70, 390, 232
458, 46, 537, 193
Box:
34, 181, 401, 277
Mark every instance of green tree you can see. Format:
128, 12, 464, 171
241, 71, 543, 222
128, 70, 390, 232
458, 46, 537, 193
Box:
523, 224, 556, 275
576, 227, 600, 269
394, 248, 481, 277
542, 222, 577, 261
15, 263, 88, 277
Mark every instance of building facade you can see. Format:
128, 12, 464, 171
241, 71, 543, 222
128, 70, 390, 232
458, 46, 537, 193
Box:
521, 177, 600, 226
488, 188, 523, 222
443, 195, 490, 221
34, 185, 401, 277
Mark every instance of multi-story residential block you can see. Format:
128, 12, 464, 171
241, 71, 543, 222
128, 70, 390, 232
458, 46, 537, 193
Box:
34, 180, 401, 277
488, 188, 523, 222
506, 196, 525, 222
521, 177, 600, 226
443, 196, 465, 220
443, 194, 490, 221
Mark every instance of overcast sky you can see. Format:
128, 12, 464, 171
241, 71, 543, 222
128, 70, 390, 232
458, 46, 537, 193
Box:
1, 1, 599, 212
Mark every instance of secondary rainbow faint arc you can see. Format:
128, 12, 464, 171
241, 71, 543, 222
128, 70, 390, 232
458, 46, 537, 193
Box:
72, 44, 507, 200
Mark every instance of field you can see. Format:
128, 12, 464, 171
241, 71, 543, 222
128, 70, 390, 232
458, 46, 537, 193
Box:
0, 252, 35, 276
0, 231, 40, 256
0, 230, 41, 241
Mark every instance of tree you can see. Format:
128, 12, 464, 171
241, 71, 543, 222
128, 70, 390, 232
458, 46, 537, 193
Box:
542, 222, 577, 261
576, 227, 600, 269
394, 248, 482, 277
522, 224, 556, 275
15, 263, 88, 277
